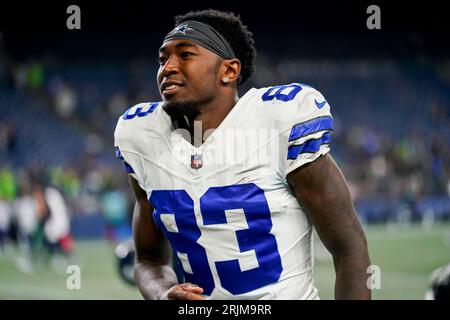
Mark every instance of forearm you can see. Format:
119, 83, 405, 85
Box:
134, 259, 178, 300
325, 215, 371, 299
333, 249, 371, 299
289, 155, 371, 299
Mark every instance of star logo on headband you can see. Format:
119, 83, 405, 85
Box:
173, 24, 193, 34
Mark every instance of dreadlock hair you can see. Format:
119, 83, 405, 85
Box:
174, 9, 256, 85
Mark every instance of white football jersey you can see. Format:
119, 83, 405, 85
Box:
114, 83, 333, 299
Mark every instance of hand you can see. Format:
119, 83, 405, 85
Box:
165, 283, 207, 300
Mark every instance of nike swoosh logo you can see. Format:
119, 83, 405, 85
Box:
315, 99, 327, 109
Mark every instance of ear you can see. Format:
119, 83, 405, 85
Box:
220, 59, 241, 85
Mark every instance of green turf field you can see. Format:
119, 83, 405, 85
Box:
0, 223, 449, 299
314, 222, 450, 299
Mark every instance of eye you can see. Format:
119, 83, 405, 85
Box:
180, 51, 194, 58
158, 56, 167, 66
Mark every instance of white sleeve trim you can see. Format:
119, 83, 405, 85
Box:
285, 144, 330, 176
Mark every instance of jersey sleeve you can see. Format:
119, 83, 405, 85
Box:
114, 144, 138, 180
113, 106, 146, 189
284, 87, 334, 176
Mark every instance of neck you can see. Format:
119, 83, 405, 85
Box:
176, 90, 239, 146
196, 92, 239, 134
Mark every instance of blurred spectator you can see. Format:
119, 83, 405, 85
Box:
54, 84, 77, 119
0, 166, 17, 200
0, 196, 13, 253
27, 62, 45, 90
0, 120, 18, 155
100, 186, 131, 242
13, 184, 38, 251
28, 172, 74, 268
43, 185, 73, 256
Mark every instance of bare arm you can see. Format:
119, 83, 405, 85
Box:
287, 154, 371, 299
129, 176, 205, 300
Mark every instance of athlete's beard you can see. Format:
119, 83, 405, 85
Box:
163, 100, 201, 120
162, 100, 202, 131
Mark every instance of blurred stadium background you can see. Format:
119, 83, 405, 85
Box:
0, 1, 449, 299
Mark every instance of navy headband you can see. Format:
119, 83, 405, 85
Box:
163, 20, 236, 60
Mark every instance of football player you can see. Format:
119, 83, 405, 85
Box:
114, 9, 370, 300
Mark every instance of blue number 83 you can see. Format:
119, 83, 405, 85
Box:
261, 83, 302, 102
150, 183, 283, 296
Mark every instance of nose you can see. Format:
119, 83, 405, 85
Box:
160, 55, 179, 78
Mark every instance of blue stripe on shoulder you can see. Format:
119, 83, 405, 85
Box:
115, 147, 135, 173
289, 116, 333, 142
287, 132, 331, 160
115, 146, 124, 160
123, 161, 135, 174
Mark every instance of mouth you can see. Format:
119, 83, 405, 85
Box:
161, 82, 184, 96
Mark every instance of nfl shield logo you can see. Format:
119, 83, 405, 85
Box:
191, 154, 203, 169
